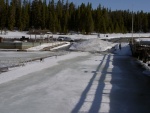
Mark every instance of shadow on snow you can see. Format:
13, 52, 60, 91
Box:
71, 53, 150, 113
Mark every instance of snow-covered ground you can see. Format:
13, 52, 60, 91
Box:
0, 31, 150, 75
0, 42, 150, 113
0, 31, 150, 40
0, 40, 131, 84
0, 31, 150, 113
0, 42, 149, 84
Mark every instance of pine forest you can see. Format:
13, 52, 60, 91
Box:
0, 0, 150, 34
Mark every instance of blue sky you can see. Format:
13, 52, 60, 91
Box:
66, 0, 150, 12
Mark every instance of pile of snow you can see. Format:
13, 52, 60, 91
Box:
69, 38, 115, 52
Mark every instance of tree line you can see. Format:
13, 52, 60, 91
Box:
0, 0, 150, 34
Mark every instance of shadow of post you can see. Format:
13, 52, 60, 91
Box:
71, 54, 111, 113
72, 45, 150, 113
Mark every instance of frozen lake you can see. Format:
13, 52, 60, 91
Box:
0, 51, 68, 70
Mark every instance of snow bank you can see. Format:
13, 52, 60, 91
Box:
27, 42, 70, 51
69, 38, 115, 52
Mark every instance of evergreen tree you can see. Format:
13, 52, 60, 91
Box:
94, 4, 102, 33
148, 13, 150, 32
1, 0, 150, 33
56, 0, 63, 32
31, 0, 42, 29
8, 0, 16, 30
0, 0, 6, 32
143, 13, 149, 32
79, 3, 86, 33
48, 0, 57, 32
68, 2, 76, 31
85, 3, 94, 34
75, 7, 81, 32
41, 0, 46, 29
15, 0, 22, 30
101, 17, 107, 33
22, 0, 30, 30
5, 0, 9, 29
62, 0, 69, 33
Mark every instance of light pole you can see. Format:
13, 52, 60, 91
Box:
131, 5, 134, 44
